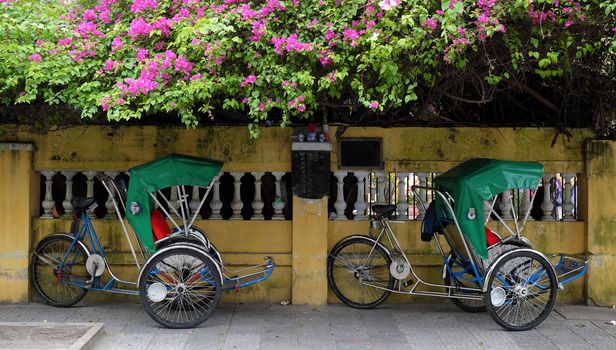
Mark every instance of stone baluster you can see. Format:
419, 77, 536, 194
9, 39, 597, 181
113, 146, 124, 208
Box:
251, 172, 265, 220
376, 172, 387, 204
209, 176, 223, 219
541, 174, 555, 221
483, 199, 493, 221
369, 173, 377, 205
84, 171, 98, 218
272, 172, 285, 220
519, 189, 531, 219
499, 190, 513, 220
416, 172, 429, 219
41, 171, 55, 218
333, 172, 347, 220
104, 171, 118, 218
61, 171, 75, 217
562, 173, 575, 221
354, 171, 368, 220
230, 172, 243, 220
169, 186, 180, 218
396, 173, 409, 220
189, 186, 201, 216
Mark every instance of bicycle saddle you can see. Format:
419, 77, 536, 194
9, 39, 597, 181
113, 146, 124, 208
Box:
71, 197, 96, 210
372, 204, 396, 218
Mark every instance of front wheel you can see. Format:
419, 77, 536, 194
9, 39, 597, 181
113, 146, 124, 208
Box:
139, 246, 222, 328
30, 234, 89, 307
484, 250, 557, 331
327, 237, 394, 309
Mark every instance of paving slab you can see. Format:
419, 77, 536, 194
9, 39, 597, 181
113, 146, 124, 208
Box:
0, 322, 104, 350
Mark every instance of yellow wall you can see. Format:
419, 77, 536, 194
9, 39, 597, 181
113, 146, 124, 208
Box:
0, 143, 37, 303
0, 125, 598, 306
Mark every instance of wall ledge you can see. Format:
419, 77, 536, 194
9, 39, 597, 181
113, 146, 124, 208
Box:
0, 142, 34, 151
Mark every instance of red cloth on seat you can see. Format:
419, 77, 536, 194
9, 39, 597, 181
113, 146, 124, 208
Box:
151, 209, 171, 241
485, 226, 500, 247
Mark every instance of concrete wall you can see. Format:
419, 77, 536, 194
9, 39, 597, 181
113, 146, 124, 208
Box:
0, 125, 599, 305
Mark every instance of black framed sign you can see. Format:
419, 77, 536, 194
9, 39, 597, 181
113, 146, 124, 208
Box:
338, 138, 383, 169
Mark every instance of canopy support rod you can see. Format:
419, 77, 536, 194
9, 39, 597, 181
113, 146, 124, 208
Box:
188, 181, 215, 229
520, 186, 539, 233
177, 185, 188, 233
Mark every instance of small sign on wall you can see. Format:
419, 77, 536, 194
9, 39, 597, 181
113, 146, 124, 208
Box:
338, 138, 383, 169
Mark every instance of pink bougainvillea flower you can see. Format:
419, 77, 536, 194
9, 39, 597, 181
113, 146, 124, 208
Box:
240, 75, 257, 88
131, 0, 158, 13
378, 0, 400, 11
136, 48, 148, 61
28, 54, 42, 62
242, 97, 249, 103
83, 9, 96, 21
422, 18, 438, 31
369, 101, 379, 110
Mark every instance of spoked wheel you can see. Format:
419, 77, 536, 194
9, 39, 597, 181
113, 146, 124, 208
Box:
327, 237, 395, 309
443, 253, 485, 313
484, 250, 557, 331
139, 246, 222, 329
30, 234, 89, 307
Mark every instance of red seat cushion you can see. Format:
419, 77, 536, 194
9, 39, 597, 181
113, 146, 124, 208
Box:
485, 226, 500, 247
151, 209, 172, 241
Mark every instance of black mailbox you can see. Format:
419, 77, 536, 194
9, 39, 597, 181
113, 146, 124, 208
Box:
291, 142, 332, 199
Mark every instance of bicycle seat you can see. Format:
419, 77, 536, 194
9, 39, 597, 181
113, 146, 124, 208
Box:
71, 197, 96, 210
372, 204, 396, 218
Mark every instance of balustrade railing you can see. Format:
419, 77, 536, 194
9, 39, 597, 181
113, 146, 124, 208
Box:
39, 169, 578, 222
328, 171, 579, 222
38, 170, 292, 220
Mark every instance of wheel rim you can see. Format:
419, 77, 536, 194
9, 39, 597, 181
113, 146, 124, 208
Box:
488, 253, 555, 328
330, 241, 391, 306
142, 251, 219, 327
33, 238, 88, 305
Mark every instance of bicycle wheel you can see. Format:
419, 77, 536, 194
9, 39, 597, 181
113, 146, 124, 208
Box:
484, 249, 557, 331
30, 234, 89, 307
327, 237, 394, 309
443, 253, 485, 313
139, 246, 222, 328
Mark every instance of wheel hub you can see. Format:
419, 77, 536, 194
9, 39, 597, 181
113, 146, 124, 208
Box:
514, 285, 529, 298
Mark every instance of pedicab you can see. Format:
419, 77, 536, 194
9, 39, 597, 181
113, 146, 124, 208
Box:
327, 158, 587, 330
31, 154, 275, 328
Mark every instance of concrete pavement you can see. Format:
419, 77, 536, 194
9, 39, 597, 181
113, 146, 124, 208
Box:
1, 302, 616, 349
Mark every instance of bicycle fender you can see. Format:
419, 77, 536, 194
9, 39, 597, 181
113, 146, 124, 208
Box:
35, 233, 91, 259
481, 248, 557, 293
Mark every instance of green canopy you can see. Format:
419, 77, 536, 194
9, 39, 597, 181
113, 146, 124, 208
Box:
434, 158, 543, 259
126, 154, 223, 253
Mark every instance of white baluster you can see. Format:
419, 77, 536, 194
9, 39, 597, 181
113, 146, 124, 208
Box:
104, 171, 118, 218
354, 171, 368, 220
416, 172, 429, 219
376, 172, 387, 204
368, 173, 377, 215
483, 199, 493, 221
499, 190, 513, 220
169, 186, 180, 218
209, 176, 223, 219
230, 172, 243, 220
41, 171, 55, 218
272, 172, 285, 220
84, 171, 97, 218
333, 172, 347, 220
562, 173, 575, 221
189, 186, 201, 215
541, 174, 555, 221
396, 173, 409, 220
251, 172, 265, 220
62, 171, 75, 217
519, 189, 531, 219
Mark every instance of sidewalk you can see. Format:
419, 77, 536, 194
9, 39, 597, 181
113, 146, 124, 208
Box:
1, 301, 616, 350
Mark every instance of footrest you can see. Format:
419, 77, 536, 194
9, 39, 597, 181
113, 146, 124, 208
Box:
552, 254, 588, 288
222, 256, 275, 290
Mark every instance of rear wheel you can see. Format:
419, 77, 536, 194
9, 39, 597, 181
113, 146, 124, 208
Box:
139, 246, 222, 328
30, 234, 89, 307
443, 253, 485, 313
327, 237, 394, 309
484, 250, 557, 331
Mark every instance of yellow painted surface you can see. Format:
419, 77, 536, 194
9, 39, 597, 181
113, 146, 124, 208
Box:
0, 125, 591, 172
585, 140, 616, 305
292, 196, 328, 305
0, 144, 36, 303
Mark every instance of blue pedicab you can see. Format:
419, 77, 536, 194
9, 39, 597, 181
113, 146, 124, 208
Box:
30, 154, 275, 328
327, 159, 587, 331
